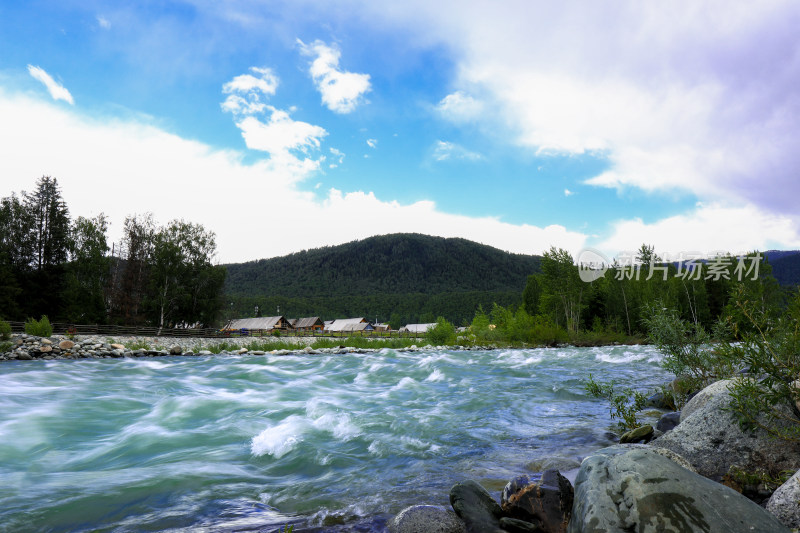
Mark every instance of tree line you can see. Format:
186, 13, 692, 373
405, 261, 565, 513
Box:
0, 176, 225, 328
475, 244, 788, 345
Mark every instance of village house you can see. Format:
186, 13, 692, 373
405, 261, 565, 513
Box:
223, 316, 291, 334
325, 317, 374, 333
399, 323, 437, 334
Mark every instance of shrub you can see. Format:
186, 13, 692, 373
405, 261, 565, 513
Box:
24, 315, 53, 337
641, 302, 735, 405
585, 374, 648, 431
427, 316, 456, 346
720, 287, 800, 441
0, 319, 11, 341
0, 341, 12, 353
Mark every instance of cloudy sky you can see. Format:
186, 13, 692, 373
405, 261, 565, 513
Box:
1, 1, 799, 263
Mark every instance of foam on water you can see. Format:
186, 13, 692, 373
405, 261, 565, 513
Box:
250, 416, 307, 458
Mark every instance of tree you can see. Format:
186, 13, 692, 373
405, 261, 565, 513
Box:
540, 247, 585, 333
147, 219, 224, 329
63, 214, 110, 322
109, 213, 156, 324
25, 176, 70, 271
522, 274, 543, 315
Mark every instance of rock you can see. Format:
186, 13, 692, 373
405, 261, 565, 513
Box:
645, 391, 673, 409
58, 340, 75, 350
39, 345, 53, 353
767, 469, 800, 529
501, 470, 572, 533
41, 338, 52, 345
499, 517, 539, 532
525, 457, 581, 474
449, 480, 504, 533
110, 343, 125, 350
169, 346, 182, 355
652, 379, 800, 482
569, 445, 790, 533
198, 350, 212, 355
619, 424, 654, 444
17, 352, 32, 360
656, 412, 681, 433
388, 505, 466, 533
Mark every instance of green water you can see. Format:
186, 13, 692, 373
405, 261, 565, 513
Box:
0, 345, 670, 532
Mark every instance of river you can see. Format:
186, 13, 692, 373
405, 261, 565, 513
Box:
0, 345, 671, 532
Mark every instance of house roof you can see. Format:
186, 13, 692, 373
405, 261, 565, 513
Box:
226, 316, 285, 330
400, 323, 437, 333
326, 317, 369, 331
294, 317, 322, 328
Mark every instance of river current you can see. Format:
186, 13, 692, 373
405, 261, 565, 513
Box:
0, 345, 670, 532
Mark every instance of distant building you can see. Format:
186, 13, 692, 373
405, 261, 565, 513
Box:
326, 317, 374, 332
223, 316, 291, 333
292, 317, 324, 331
399, 323, 437, 334
373, 323, 391, 331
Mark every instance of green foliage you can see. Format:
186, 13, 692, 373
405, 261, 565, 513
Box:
720, 287, 800, 441
0, 341, 12, 353
0, 319, 11, 340
24, 315, 53, 337
642, 302, 736, 400
427, 316, 456, 345
124, 340, 152, 351
585, 374, 648, 431
540, 247, 585, 333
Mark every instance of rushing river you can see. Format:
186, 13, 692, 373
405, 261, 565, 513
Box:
0, 345, 671, 532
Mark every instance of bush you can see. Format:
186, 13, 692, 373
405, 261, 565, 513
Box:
720, 287, 800, 441
427, 316, 457, 346
0, 341, 12, 353
24, 315, 53, 337
585, 374, 647, 431
642, 302, 735, 406
0, 319, 11, 340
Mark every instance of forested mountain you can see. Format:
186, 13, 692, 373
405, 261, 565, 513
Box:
223, 234, 542, 326
766, 250, 800, 287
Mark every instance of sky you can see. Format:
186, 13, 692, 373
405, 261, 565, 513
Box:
1, 0, 799, 264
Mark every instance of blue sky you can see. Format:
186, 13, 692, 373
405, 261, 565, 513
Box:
1, 1, 799, 263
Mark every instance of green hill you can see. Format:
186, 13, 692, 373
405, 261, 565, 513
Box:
222, 233, 542, 326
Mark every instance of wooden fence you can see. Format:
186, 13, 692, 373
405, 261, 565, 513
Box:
7, 322, 429, 339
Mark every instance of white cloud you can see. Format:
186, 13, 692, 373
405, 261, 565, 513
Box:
235, 110, 327, 160
564, 189, 573, 197
298, 39, 371, 113
366, 138, 377, 149
436, 91, 484, 122
221, 67, 278, 116
346, 1, 800, 217
433, 140, 483, 162
27, 65, 74, 105
329, 147, 345, 168
0, 89, 588, 263
96, 15, 111, 29
596, 203, 800, 258
221, 67, 326, 169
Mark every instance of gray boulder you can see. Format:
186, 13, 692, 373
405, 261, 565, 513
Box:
569, 445, 789, 533
655, 411, 681, 433
449, 480, 504, 533
388, 505, 465, 533
652, 379, 800, 481
767, 469, 800, 529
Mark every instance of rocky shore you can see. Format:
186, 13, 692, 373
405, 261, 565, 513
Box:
388, 378, 800, 533
0, 333, 490, 361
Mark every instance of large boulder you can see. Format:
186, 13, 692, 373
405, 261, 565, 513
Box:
501, 470, 573, 533
767, 469, 800, 529
655, 412, 680, 433
449, 480, 504, 533
568, 445, 790, 533
388, 505, 465, 533
652, 379, 800, 482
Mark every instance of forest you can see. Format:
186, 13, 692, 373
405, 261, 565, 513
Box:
0, 176, 225, 328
